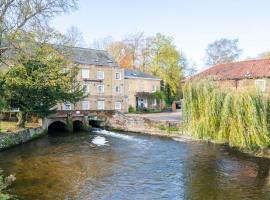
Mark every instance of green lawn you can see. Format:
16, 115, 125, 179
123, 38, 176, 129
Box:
0, 121, 40, 133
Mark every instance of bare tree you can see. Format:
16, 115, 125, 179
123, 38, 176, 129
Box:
0, 0, 78, 63
205, 38, 242, 66
65, 26, 86, 47
89, 36, 113, 50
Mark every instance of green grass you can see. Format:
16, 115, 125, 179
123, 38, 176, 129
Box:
183, 80, 270, 150
0, 121, 40, 133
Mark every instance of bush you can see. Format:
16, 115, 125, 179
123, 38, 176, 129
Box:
0, 170, 16, 200
183, 80, 270, 149
128, 106, 135, 113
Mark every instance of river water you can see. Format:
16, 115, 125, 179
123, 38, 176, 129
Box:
1, 129, 270, 200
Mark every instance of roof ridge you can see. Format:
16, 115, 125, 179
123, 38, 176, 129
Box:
62, 45, 108, 52
196, 58, 270, 76
212, 58, 270, 67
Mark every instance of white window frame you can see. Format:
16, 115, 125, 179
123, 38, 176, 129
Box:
82, 84, 89, 94
97, 71, 104, 80
82, 101, 90, 110
152, 85, 157, 92
115, 72, 121, 80
98, 100, 105, 110
115, 101, 122, 110
255, 79, 266, 92
97, 85, 104, 93
152, 99, 157, 106
63, 103, 72, 110
82, 69, 90, 79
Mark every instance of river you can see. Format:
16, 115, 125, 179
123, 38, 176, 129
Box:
0, 129, 270, 199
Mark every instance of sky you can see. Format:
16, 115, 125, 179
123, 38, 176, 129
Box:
52, 0, 270, 70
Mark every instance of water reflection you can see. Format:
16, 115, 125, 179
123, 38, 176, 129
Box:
0, 132, 117, 199
183, 144, 270, 200
0, 131, 270, 199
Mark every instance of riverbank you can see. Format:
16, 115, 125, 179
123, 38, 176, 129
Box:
0, 125, 47, 151
106, 112, 270, 159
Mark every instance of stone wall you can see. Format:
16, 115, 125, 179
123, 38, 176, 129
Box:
0, 126, 47, 151
105, 112, 181, 136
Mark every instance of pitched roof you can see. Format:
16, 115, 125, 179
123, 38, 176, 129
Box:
194, 59, 270, 80
124, 69, 161, 80
58, 46, 119, 67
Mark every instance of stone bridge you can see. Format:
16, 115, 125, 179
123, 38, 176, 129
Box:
45, 110, 117, 132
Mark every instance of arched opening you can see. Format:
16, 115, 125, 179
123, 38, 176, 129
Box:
89, 119, 102, 128
73, 120, 83, 132
48, 121, 67, 134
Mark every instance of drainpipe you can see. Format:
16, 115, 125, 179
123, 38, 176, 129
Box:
235, 80, 238, 90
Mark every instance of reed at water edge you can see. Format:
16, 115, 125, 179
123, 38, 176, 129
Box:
182, 80, 270, 149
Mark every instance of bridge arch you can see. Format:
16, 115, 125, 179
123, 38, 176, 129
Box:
48, 120, 67, 133
73, 119, 84, 131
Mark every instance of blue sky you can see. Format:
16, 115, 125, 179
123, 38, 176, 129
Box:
52, 0, 270, 70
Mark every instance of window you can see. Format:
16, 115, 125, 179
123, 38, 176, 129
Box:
152, 99, 157, 106
82, 84, 89, 94
63, 103, 71, 110
97, 71, 104, 80
255, 79, 266, 92
115, 86, 122, 93
98, 101, 105, 110
115, 72, 121, 80
82, 101, 90, 110
82, 69, 90, 79
97, 85, 104, 93
115, 101, 122, 110
152, 85, 157, 92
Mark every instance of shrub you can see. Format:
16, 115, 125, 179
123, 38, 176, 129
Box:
128, 106, 135, 113
182, 80, 270, 149
0, 170, 16, 200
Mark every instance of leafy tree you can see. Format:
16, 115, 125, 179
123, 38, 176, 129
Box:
0, 73, 5, 112
150, 33, 183, 105
107, 32, 153, 71
107, 41, 133, 69
205, 38, 242, 66
2, 43, 84, 127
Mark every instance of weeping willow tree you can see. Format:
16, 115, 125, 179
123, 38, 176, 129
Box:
182, 80, 270, 149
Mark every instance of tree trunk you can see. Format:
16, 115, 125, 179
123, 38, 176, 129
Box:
16, 112, 27, 128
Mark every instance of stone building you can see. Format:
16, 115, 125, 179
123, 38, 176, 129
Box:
188, 59, 270, 93
58, 47, 127, 112
1, 45, 163, 113
124, 69, 161, 110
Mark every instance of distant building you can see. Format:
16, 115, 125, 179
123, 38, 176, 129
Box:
187, 59, 270, 93
124, 69, 161, 110
58, 47, 127, 112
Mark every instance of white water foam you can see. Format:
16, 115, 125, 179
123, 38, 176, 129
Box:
92, 136, 109, 146
93, 129, 140, 142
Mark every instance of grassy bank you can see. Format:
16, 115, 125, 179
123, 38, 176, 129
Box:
0, 121, 40, 133
182, 80, 270, 150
